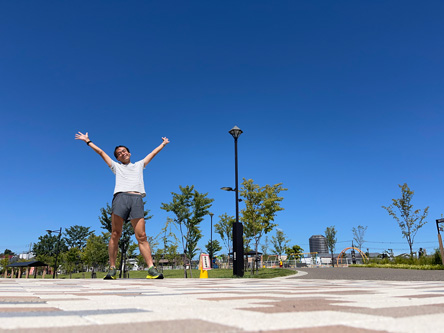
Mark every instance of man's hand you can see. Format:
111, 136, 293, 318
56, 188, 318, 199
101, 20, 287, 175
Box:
75, 131, 112, 167
75, 131, 89, 142
143, 136, 170, 167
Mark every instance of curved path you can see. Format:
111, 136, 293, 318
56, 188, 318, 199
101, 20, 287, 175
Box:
292, 266, 443, 281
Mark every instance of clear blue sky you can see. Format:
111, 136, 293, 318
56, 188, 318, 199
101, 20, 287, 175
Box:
1, 1, 443, 257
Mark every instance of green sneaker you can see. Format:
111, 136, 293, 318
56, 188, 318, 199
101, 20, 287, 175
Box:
146, 266, 164, 279
104, 267, 117, 280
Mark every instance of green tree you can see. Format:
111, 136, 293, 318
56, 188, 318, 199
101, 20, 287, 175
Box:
160, 219, 181, 270
352, 225, 367, 251
166, 244, 181, 269
205, 239, 222, 267
127, 243, 139, 259
0, 256, 10, 275
214, 213, 234, 255
325, 226, 337, 267
240, 179, 287, 274
271, 229, 290, 260
136, 254, 147, 270
243, 235, 253, 269
158, 218, 179, 272
3, 249, 15, 256
260, 236, 270, 261
99, 202, 152, 278
32, 232, 68, 271
62, 247, 82, 278
82, 233, 109, 277
125, 242, 139, 272
146, 235, 159, 270
147, 235, 159, 255
382, 183, 429, 257
432, 248, 442, 265
64, 225, 93, 250
161, 185, 214, 278
285, 244, 304, 259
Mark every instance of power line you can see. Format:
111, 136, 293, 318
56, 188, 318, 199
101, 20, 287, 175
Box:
298, 240, 438, 247
365, 241, 437, 244
368, 247, 436, 252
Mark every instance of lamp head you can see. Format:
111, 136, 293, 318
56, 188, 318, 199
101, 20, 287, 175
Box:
221, 187, 235, 191
229, 126, 243, 139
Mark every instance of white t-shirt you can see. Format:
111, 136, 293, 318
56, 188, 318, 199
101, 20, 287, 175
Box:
110, 160, 146, 197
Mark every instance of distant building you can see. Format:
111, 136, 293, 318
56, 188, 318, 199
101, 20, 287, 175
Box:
19, 253, 35, 260
309, 235, 328, 254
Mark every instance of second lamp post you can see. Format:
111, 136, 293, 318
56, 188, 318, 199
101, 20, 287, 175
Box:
209, 212, 214, 268
46, 227, 62, 279
224, 125, 244, 277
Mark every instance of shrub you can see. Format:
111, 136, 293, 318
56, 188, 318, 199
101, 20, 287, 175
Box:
432, 248, 443, 265
358, 249, 444, 270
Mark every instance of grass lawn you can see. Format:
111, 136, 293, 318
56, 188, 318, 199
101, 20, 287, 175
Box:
47, 268, 297, 279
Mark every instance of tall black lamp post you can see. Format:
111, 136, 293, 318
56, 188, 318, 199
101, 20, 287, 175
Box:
351, 241, 356, 264
46, 227, 62, 279
209, 212, 214, 268
436, 219, 444, 266
221, 125, 244, 277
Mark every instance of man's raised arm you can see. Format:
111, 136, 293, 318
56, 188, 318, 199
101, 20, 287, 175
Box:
75, 131, 113, 167
143, 137, 170, 167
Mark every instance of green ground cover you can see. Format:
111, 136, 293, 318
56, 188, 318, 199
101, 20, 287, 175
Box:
351, 250, 444, 270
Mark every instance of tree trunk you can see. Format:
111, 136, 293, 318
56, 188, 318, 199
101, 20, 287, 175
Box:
188, 254, 193, 278
183, 253, 187, 278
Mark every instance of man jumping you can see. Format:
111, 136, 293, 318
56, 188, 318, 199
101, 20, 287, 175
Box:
75, 131, 169, 279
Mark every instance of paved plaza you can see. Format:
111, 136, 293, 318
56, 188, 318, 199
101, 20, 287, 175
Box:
1, 268, 443, 332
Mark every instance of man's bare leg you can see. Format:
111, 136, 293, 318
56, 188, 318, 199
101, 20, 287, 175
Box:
131, 218, 154, 267
131, 218, 163, 278
109, 214, 124, 268
104, 214, 124, 279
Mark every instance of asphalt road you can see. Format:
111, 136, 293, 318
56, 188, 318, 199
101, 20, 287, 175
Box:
293, 267, 444, 281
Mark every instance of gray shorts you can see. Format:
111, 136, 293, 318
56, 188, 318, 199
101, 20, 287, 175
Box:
112, 192, 144, 221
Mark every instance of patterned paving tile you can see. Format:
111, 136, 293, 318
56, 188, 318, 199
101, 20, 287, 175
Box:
343, 303, 444, 318
398, 294, 444, 298
237, 297, 350, 313
0, 319, 239, 333
0, 277, 444, 332
0, 308, 150, 318
245, 326, 389, 333
0, 307, 61, 313
0, 297, 44, 303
